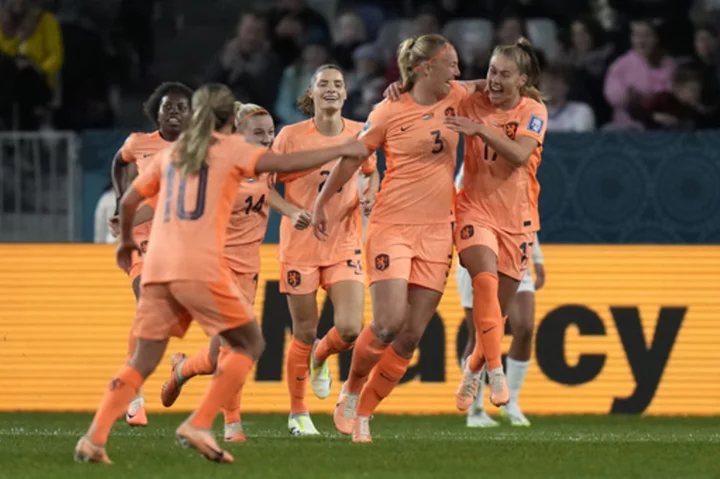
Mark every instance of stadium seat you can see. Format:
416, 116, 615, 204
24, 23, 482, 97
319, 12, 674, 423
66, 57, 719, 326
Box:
442, 19, 494, 65
376, 19, 412, 61
526, 18, 560, 62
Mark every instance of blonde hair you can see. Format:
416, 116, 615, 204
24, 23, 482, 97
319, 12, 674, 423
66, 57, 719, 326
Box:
175, 84, 235, 176
297, 64, 344, 116
397, 33, 449, 92
235, 102, 270, 130
493, 37, 544, 103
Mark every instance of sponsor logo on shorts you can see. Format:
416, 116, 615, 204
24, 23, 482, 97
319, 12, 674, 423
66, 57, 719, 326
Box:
504, 122, 518, 140
287, 270, 302, 288
374, 254, 390, 271
460, 225, 474, 240
444, 107, 456, 117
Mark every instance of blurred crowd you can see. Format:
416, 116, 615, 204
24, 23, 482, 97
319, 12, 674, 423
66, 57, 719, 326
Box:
4, 0, 720, 132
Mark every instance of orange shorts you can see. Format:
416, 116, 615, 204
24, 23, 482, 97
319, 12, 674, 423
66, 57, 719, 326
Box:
365, 221, 453, 293
279, 250, 363, 295
132, 279, 254, 340
232, 270, 259, 305
454, 219, 535, 281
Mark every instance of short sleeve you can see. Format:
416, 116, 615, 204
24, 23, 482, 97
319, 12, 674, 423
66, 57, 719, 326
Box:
358, 102, 389, 151
516, 102, 548, 144
360, 151, 377, 175
133, 154, 163, 198
235, 141, 268, 179
120, 134, 137, 163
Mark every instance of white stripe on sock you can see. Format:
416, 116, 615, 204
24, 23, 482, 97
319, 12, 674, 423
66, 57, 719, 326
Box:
506, 357, 530, 405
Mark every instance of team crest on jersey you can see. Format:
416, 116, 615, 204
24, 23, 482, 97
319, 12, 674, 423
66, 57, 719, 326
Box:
460, 225, 474, 240
504, 122, 518, 140
287, 270, 302, 288
444, 107, 456, 117
374, 254, 390, 271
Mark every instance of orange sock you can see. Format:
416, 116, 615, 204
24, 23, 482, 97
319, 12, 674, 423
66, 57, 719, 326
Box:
469, 272, 504, 371
180, 345, 214, 380
219, 346, 242, 424
191, 351, 254, 429
88, 365, 144, 445
314, 327, 352, 364
467, 329, 486, 372
286, 338, 312, 414
346, 326, 388, 395
356, 346, 410, 417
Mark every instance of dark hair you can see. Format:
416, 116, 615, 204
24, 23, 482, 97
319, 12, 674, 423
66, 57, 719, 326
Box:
296, 64, 344, 116
143, 81, 194, 126
695, 22, 719, 38
672, 63, 702, 87
240, 8, 268, 23
543, 63, 572, 84
570, 14, 606, 48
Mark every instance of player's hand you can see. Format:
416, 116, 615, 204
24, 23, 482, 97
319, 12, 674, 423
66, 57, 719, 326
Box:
360, 188, 376, 216
312, 203, 329, 241
292, 210, 312, 230
340, 138, 370, 159
116, 240, 140, 273
107, 216, 120, 237
444, 116, 483, 136
383, 81, 403, 101
534, 263, 546, 290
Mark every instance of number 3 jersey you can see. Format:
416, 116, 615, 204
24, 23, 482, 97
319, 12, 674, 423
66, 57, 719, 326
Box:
273, 119, 377, 267
132, 132, 265, 284
224, 172, 274, 274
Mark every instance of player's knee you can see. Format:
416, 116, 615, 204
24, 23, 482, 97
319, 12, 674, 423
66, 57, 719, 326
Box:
512, 321, 533, 346
393, 331, 421, 358
247, 336, 266, 361
336, 321, 361, 343
293, 327, 316, 345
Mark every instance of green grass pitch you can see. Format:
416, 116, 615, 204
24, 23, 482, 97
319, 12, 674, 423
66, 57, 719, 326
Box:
1, 413, 718, 479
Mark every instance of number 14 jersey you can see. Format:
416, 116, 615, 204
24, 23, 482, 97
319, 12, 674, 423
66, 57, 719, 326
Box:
273, 119, 377, 267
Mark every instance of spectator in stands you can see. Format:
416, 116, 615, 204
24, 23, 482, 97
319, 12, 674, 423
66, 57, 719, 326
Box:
269, 0, 331, 66
603, 18, 676, 129
94, 182, 116, 244
630, 63, 715, 130
332, 11, 367, 71
385, 10, 441, 83
412, 0, 494, 25
559, 15, 614, 125
0, 0, 63, 130
541, 64, 596, 131
275, 33, 331, 125
494, 12, 547, 67
343, 43, 385, 121
689, 24, 720, 117
207, 10, 283, 118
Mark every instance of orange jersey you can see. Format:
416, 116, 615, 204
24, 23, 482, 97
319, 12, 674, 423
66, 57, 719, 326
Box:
224, 173, 275, 273
273, 119, 376, 266
132, 133, 266, 284
457, 95, 547, 233
359, 81, 471, 225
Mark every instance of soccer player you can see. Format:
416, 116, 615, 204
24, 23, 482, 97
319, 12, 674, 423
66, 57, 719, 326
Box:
312, 34, 486, 442
457, 228, 546, 427
109, 81, 193, 427
273, 64, 380, 436
74, 83, 368, 464
159, 102, 313, 442
447, 37, 548, 413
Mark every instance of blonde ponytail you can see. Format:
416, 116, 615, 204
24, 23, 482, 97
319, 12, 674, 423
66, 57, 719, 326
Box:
396, 34, 449, 92
175, 83, 236, 176
493, 37, 545, 103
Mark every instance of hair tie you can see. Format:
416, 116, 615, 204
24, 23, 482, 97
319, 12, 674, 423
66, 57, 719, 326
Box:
237, 109, 269, 125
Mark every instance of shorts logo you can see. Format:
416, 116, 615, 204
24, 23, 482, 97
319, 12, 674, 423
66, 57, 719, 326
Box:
287, 270, 302, 288
375, 254, 390, 272
504, 122, 518, 140
460, 225, 474, 240
444, 107, 456, 117
528, 115, 544, 134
